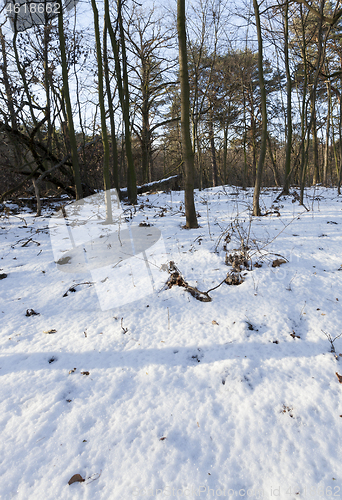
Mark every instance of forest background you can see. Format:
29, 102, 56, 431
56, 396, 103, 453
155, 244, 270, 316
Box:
1, 0, 342, 219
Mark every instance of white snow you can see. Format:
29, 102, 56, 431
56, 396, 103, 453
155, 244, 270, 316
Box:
0, 185, 342, 500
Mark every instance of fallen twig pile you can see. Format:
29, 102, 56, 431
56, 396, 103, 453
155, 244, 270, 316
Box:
166, 262, 212, 302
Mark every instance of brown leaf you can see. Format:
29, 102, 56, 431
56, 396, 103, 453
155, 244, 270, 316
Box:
335, 372, 342, 384
69, 368, 76, 374
43, 329, 57, 334
68, 474, 85, 485
272, 259, 287, 268
212, 320, 219, 325
159, 437, 167, 441
81, 371, 90, 376
26, 309, 39, 316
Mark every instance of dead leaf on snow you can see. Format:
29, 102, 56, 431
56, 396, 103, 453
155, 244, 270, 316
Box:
272, 259, 287, 268
68, 474, 85, 485
43, 329, 57, 334
81, 371, 90, 376
69, 368, 76, 374
159, 437, 167, 441
335, 372, 342, 384
26, 309, 39, 316
212, 320, 219, 325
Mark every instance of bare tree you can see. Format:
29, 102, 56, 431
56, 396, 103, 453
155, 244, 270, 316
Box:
177, 0, 198, 228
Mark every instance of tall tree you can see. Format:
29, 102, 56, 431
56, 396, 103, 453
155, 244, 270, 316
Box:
57, 0, 83, 200
91, 0, 112, 220
252, 0, 267, 216
104, 0, 136, 204
177, 0, 198, 228
283, 0, 292, 195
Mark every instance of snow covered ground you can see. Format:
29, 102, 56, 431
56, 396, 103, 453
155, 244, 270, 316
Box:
0, 185, 342, 500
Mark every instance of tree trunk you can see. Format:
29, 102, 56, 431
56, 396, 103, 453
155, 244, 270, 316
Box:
267, 134, 280, 187
252, 0, 267, 216
209, 112, 218, 187
117, 0, 137, 204
103, 20, 119, 194
312, 102, 319, 185
33, 179, 41, 216
105, 0, 136, 204
299, 6, 308, 205
223, 124, 228, 185
339, 81, 342, 195
323, 80, 331, 186
177, 0, 198, 228
91, 0, 112, 221
57, 0, 83, 200
283, 0, 292, 195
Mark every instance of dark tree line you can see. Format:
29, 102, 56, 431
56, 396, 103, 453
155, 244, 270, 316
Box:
1, 0, 342, 222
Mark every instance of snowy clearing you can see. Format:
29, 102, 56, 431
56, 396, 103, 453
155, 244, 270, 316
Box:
0, 186, 342, 500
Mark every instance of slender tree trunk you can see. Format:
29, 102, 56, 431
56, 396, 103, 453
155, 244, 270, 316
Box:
57, 0, 83, 200
242, 90, 248, 189
267, 133, 280, 187
283, 0, 292, 195
141, 101, 150, 183
339, 80, 342, 195
323, 80, 331, 186
177, 0, 198, 228
105, 0, 136, 204
249, 96, 257, 184
33, 179, 41, 216
312, 103, 319, 185
91, 0, 112, 220
252, 0, 267, 216
223, 124, 228, 185
103, 19, 119, 194
0, 28, 17, 130
117, 0, 137, 204
209, 111, 218, 187
331, 99, 339, 186
299, 6, 308, 205
300, 0, 325, 202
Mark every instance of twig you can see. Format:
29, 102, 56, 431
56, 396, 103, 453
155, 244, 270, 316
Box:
206, 200, 212, 240
322, 330, 342, 354
63, 282, 94, 297
121, 318, 128, 334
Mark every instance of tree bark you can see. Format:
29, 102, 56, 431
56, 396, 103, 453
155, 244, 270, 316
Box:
103, 19, 119, 194
252, 0, 267, 216
91, 0, 112, 220
177, 0, 198, 228
57, 0, 83, 200
117, 0, 137, 204
209, 111, 218, 187
105, 0, 136, 204
323, 80, 331, 186
283, 0, 292, 195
